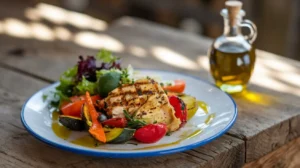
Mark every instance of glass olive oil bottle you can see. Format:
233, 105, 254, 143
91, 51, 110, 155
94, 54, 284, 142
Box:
209, 1, 257, 94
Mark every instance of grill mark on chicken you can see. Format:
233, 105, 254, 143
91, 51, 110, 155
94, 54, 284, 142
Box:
105, 79, 160, 116
103, 78, 181, 131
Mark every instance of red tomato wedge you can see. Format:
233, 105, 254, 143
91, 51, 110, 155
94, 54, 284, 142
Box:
163, 80, 186, 93
61, 95, 101, 117
102, 118, 127, 128
85, 92, 106, 143
134, 124, 167, 143
169, 96, 187, 128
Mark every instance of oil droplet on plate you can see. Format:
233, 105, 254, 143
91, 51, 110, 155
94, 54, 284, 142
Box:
197, 101, 209, 114
71, 135, 99, 148
52, 122, 71, 140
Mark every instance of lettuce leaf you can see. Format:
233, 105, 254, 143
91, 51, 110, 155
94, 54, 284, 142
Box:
96, 68, 122, 79
96, 49, 118, 63
60, 66, 77, 86
56, 66, 77, 96
75, 77, 98, 95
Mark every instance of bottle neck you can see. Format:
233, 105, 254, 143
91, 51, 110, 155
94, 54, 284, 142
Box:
223, 17, 242, 36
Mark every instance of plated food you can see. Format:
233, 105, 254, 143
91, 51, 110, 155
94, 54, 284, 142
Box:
46, 50, 201, 144
21, 49, 237, 157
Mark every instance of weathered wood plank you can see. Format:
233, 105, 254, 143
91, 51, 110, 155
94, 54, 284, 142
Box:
188, 135, 245, 168
243, 137, 300, 168
0, 66, 48, 97
0, 65, 245, 167
0, 35, 96, 82
106, 17, 300, 162
0, 15, 300, 163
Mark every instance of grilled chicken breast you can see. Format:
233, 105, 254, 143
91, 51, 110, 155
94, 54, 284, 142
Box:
102, 78, 181, 131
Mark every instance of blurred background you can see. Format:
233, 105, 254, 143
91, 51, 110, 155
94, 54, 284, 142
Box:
1, 0, 299, 60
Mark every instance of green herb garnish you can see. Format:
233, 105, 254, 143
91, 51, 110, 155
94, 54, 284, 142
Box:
120, 68, 134, 84
124, 110, 146, 129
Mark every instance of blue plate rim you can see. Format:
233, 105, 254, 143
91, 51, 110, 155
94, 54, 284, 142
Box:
20, 69, 237, 158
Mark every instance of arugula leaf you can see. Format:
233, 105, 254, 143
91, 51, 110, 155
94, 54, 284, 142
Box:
75, 77, 98, 95
96, 49, 118, 63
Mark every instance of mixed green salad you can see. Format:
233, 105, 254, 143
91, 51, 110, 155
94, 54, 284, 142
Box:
45, 49, 199, 144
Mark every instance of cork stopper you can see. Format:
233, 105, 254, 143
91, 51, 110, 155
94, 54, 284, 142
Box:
225, 1, 243, 27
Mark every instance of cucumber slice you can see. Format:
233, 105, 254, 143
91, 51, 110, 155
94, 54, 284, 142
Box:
104, 127, 135, 144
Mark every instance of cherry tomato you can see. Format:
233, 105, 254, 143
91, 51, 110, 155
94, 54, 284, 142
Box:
163, 80, 186, 93
168, 96, 187, 127
61, 95, 101, 117
134, 124, 167, 143
102, 118, 127, 128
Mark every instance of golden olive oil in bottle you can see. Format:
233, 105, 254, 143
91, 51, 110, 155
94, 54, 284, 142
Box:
209, 1, 257, 94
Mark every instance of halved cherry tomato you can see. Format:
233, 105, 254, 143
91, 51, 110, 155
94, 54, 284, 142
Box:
169, 96, 187, 127
134, 124, 167, 143
61, 95, 101, 117
102, 118, 127, 128
163, 80, 186, 93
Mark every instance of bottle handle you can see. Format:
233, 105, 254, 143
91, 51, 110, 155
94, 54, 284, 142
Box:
240, 19, 257, 44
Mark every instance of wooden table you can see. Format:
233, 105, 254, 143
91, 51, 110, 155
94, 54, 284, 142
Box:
0, 3, 300, 167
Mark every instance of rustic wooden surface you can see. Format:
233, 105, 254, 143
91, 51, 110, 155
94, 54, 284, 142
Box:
106, 17, 300, 163
0, 60, 245, 168
243, 137, 300, 168
0, 2, 300, 167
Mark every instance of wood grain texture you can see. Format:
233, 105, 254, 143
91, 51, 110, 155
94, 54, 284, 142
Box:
0, 66, 48, 97
107, 17, 300, 162
0, 16, 300, 163
243, 137, 300, 168
0, 8, 299, 164
0, 66, 245, 168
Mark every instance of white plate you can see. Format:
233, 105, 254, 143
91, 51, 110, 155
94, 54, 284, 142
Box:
21, 69, 237, 158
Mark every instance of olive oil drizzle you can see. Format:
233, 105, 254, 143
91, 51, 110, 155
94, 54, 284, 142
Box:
197, 101, 209, 114
51, 112, 71, 140
205, 113, 215, 125
71, 135, 99, 148
51, 100, 214, 150
133, 129, 203, 150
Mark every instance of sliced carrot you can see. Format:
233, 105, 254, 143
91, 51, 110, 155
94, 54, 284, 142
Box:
163, 79, 186, 93
61, 95, 101, 117
85, 92, 106, 143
